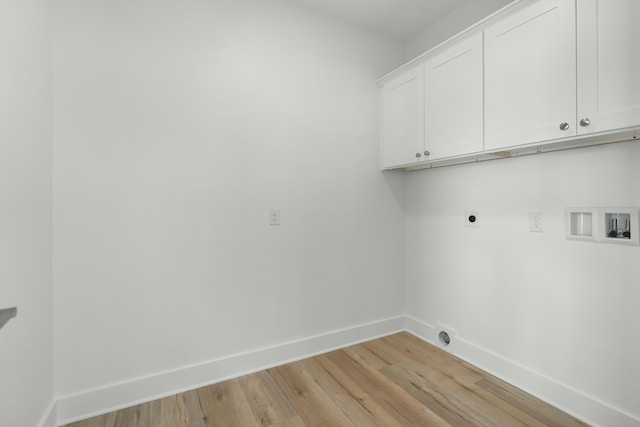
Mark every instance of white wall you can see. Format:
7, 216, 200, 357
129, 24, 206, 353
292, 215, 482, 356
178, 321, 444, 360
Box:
47, 0, 640, 425
403, 0, 513, 61
0, 0, 54, 426
401, 2, 640, 423
403, 141, 640, 424
53, 0, 404, 417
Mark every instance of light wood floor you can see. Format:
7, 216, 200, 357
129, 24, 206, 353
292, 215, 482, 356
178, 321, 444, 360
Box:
65, 332, 588, 427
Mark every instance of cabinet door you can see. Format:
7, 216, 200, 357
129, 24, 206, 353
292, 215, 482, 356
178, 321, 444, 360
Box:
577, 0, 640, 135
381, 64, 424, 168
484, 0, 576, 150
425, 33, 483, 160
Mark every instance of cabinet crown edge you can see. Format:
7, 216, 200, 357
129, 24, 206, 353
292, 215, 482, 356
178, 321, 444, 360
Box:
376, 0, 526, 86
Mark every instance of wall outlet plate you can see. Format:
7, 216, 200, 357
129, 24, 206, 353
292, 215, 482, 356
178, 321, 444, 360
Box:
529, 212, 544, 232
465, 211, 479, 227
268, 208, 280, 226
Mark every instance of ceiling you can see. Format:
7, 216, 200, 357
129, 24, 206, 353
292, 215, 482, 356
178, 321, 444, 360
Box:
283, 0, 468, 41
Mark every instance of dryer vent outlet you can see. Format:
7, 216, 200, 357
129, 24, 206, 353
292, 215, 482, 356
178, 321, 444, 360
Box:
439, 331, 451, 346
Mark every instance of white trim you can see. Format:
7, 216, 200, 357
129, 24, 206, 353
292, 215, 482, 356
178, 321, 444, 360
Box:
406, 316, 640, 427
55, 316, 405, 425
37, 400, 57, 427
376, 0, 528, 86
405, 315, 438, 345
54, 315, 640, 427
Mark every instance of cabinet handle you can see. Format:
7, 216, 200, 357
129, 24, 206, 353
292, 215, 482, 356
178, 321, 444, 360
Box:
415, 152, 422, 158
424, 151, 430, 156
580, 118, 591, 127
559, 122, 570, 131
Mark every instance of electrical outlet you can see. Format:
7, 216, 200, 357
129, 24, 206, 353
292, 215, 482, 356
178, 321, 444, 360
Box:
268, 209, 280, 226
465, 211, 479, 227
529, 212, 544, 232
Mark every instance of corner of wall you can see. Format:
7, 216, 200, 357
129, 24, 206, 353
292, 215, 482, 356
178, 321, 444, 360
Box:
405, 315, 640, 427
48, 314, 640, 426
38, 401, 57, 427
401, 0, 514, 61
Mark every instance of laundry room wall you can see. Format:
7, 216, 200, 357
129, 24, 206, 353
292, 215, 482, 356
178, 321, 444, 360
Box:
53, 0, 405, 421
403, 141, 640, 425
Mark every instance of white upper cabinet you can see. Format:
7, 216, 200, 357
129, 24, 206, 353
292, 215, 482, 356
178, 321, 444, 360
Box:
378, 0, 640, 171
577, 0, 640, 135
381, 34, 483, 169
484, 0, 576, 151
381, 64, 425, 168
425, 33, 484, 159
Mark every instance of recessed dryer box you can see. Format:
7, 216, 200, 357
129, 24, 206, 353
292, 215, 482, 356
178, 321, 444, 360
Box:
565, 208, 598, 242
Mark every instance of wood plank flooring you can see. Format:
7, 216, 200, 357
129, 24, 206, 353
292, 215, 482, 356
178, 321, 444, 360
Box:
64, 332, 589, 427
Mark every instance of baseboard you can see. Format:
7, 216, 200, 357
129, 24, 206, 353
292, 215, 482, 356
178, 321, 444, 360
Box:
37, 400, 57, 427
55, 315, 405, 425
55, 315, 639, 427
405, 315, 640, 427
